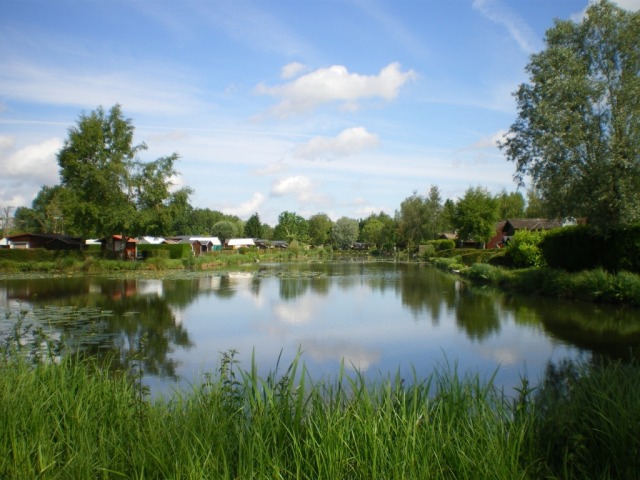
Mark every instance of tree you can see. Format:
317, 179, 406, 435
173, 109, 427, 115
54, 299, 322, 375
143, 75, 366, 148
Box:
273, 211, 309, 242
423, 185, 444, 240
331, 217, 359, 249
398, 192, 426, 250
211, 220, 237, 246
361, 219, 385, 249
244, 213, 263, 238
500, 1, 640, 232
496, 189, 525, 219
57, 104, 189, 238
308, 213, 333, 246
453, 187, 499, 247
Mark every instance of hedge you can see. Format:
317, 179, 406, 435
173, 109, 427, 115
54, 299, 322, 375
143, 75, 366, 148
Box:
137, 243, 192, 259
541, 224, 640, 273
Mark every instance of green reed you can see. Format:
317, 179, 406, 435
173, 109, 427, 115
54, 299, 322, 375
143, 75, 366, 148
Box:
1, 327, 639, 479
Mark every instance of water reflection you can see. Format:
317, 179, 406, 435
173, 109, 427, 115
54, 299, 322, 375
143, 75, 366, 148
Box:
2, 263, 640, 394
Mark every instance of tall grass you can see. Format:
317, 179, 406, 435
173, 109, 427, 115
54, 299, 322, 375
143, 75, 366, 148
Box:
2, 326, 639, 479
464, 263, 640, 306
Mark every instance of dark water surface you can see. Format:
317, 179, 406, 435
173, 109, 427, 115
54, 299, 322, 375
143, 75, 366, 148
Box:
2, 262, 640, 396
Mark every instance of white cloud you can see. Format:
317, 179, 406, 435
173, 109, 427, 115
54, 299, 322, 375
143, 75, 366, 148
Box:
281, 62, 307, 79
469, 129, 509, 149
293, 127, 380, 160
1, 137, 61, 184
271, 175, 312, 198
573, 0, 640, 21
0, 135, 16, 151
613, 0, 640, 10
221, 192, 265, 218
0, 60, 200, 116
253, 160, 290, 176
255, 62, 416, 117
472, 0, 540, 53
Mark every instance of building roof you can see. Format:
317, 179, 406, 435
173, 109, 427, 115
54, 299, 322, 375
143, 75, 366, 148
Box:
504, 218, 563, 231
227, 238, 255, 246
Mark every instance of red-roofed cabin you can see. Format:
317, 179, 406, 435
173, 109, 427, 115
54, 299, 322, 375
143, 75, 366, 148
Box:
101, 235, 138, 260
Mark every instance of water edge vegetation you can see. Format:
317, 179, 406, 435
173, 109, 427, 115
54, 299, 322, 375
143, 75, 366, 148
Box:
1, 317, 639, 479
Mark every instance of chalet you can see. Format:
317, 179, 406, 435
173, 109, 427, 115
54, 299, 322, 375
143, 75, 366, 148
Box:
101, 235, 138, 260
3, 233, 84, 251
173, 236, 222, 255
226, 238, 255, 250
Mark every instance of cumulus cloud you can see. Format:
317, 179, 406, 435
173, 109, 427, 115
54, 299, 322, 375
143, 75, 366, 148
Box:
1, 137, 61, 184
271, 175, 311, 198
221, 192, 265, 218
472, 0, 540, 53
0, 135, 16, 151
281, 62, 307, 79
255, 62, 416, 117
293, 127, 380, 160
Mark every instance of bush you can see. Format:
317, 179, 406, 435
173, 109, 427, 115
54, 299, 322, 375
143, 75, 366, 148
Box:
138, 244, 191, 259
507, 230, 547, 268
424, 239, 456, 252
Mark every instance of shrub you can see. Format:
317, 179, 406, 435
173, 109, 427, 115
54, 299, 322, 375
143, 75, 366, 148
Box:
507, 230, 547, 268
423, 239, 456, 253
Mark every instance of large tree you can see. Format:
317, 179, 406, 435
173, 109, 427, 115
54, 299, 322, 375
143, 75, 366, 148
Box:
500, 1, 640, 232
57, 104, 190, 238
453, 187, 499, 247
273, 211, 309, 242
331, 217, 359, 249
244, 212, 263, 238
308, 213, 333, 246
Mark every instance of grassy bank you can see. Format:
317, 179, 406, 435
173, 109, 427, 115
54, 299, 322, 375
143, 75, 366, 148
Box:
2, 343, 639, 479
0, 246, 344, 274
463, 263, 640, 307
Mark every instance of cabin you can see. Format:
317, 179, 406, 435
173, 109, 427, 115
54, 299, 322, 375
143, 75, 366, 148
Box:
101, 235, 138, 260
226, 238, 255, 250
3, 233, 85, 251
173, 236, 222, 255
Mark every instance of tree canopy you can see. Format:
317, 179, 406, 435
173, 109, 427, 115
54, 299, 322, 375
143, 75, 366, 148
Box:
453, 187, 499, 246
500, 0, 640, 232
54, 104, 191, 238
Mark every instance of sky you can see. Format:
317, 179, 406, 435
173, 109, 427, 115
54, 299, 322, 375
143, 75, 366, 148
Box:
1, 0, 639, 226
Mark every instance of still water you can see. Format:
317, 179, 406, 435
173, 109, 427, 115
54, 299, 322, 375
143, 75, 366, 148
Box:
2, 262, 640, 395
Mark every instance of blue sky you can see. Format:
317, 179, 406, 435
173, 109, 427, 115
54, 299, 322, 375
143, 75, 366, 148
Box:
1, 0, 638, 226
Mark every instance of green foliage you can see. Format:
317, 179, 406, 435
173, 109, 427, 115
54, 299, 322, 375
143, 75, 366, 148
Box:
428, 239, 456, 251
506, 230, 547, 267
211, 221, 237, 246
496, 189, 525, 219
273, 211, 309, 243
501, 1, 640, 232
331, 216, 359, 249
0, 249, 55, 262
138, 243, 191, 259
308, 213, 333, 246
529, 359, 640, 479
2, 321, 640, 479
243, 213, 263, 239
54, 104, 190, 238
453, 186, 499, 246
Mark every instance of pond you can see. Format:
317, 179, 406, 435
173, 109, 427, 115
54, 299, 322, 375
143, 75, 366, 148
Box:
2, 262, 640, 396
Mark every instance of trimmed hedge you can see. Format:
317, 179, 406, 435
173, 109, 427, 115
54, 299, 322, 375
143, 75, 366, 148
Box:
137, 244, 192, 259
541, 225, 640, 273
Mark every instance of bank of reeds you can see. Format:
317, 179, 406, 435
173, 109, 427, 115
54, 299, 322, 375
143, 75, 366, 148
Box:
2, 331, 640, 479
463, 263, 640, 307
